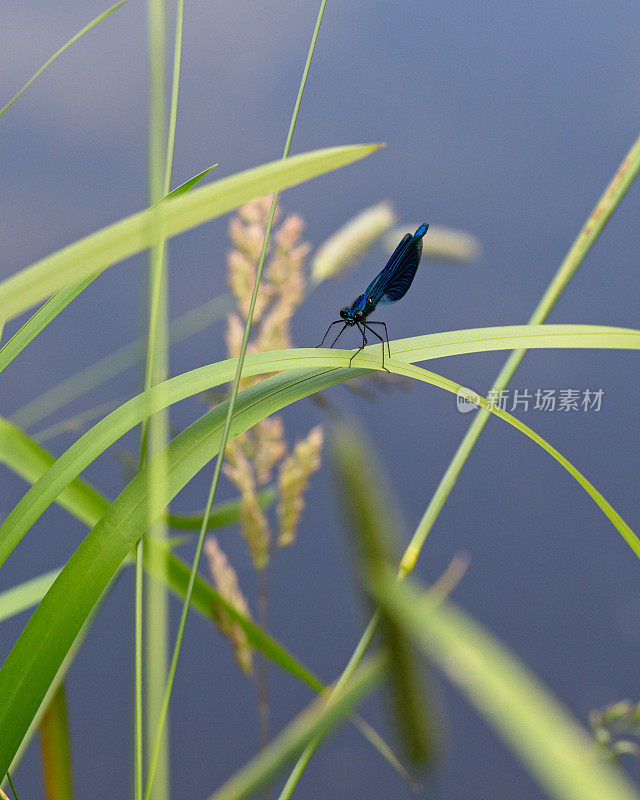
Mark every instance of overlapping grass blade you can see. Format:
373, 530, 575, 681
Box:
1, 324, 638, 572
0, 415, 273, 536
0, 144, 381, 321
0, 569, 59, 624
1, 167, 219, 401
0, 333, 637, 774
373, 574, 640, 800
0, 428, 405, 779
156, 164, 218, 203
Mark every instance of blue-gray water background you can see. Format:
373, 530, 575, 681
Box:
2, 1, 640, 797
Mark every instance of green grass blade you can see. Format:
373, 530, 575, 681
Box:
403, 129, 640, 575
0, 144, 381, 322
11, 294, 230, 432
0, 417, 109, 527
3, 174, 221, 425
142, 539, 323, 692
0, 345, 637, 775
0, 415, 271, 535
6, 577, 113, 779
0, 0, 130, 120
0, 425, 405, 780
143, 3, 329, 796
2, 323, 639, 571
33, 400, 124, 443
39, 684, 74, 800
5, 774, 19, 800
0, 569, 59, 624
374, 575, 640, 800
0, 276, 97, 376
156, 164, 218, 203
332, 423, 438, 768
206, 658, 385, 800
167, 488, 276, 530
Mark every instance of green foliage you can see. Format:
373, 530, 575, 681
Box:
3, 1, 640, 795
373, 576, 640, 800
332, 422, 440, 767
0, 144, 380, 322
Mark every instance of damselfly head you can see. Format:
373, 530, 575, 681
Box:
339, 307, 362, 325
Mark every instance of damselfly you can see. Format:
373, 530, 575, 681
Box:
317, 223, 429, 370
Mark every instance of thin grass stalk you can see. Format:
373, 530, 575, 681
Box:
135, 0, 168, 798
277, 613, 380, 799
0, 0, 130, 120
278, 129, 640, 797
142, 3, 328, 797
401, 129, 640, 573
142, 4, 185, 798
256, 566, 271, 797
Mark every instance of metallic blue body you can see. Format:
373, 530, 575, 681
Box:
340, 294, 374, 324
317, 223, 429, 370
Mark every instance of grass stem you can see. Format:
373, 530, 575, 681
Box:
142, 3, 328, 797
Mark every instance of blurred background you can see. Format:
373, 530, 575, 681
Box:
2, 1, 640, 797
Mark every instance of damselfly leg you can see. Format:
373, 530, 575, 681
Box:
316, 320, 344, 348
362, 322, 390, 372
364, 320, 391, 359
349, 323, 368, 367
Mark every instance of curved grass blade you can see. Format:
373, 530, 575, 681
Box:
0, 144, 381, 322
2, 323, 639, 571
0, 1, 130, 120
374, 574, 640, 800
0, 345, 638, 774
0, 427, 406, 781
0, 415, 274, 534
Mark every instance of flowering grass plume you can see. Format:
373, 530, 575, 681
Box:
204, 537, 253, 675
384, 223, 480, 263
218, 195, 320, 579
278, 425, 324, 547
310, 201, 397, 285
